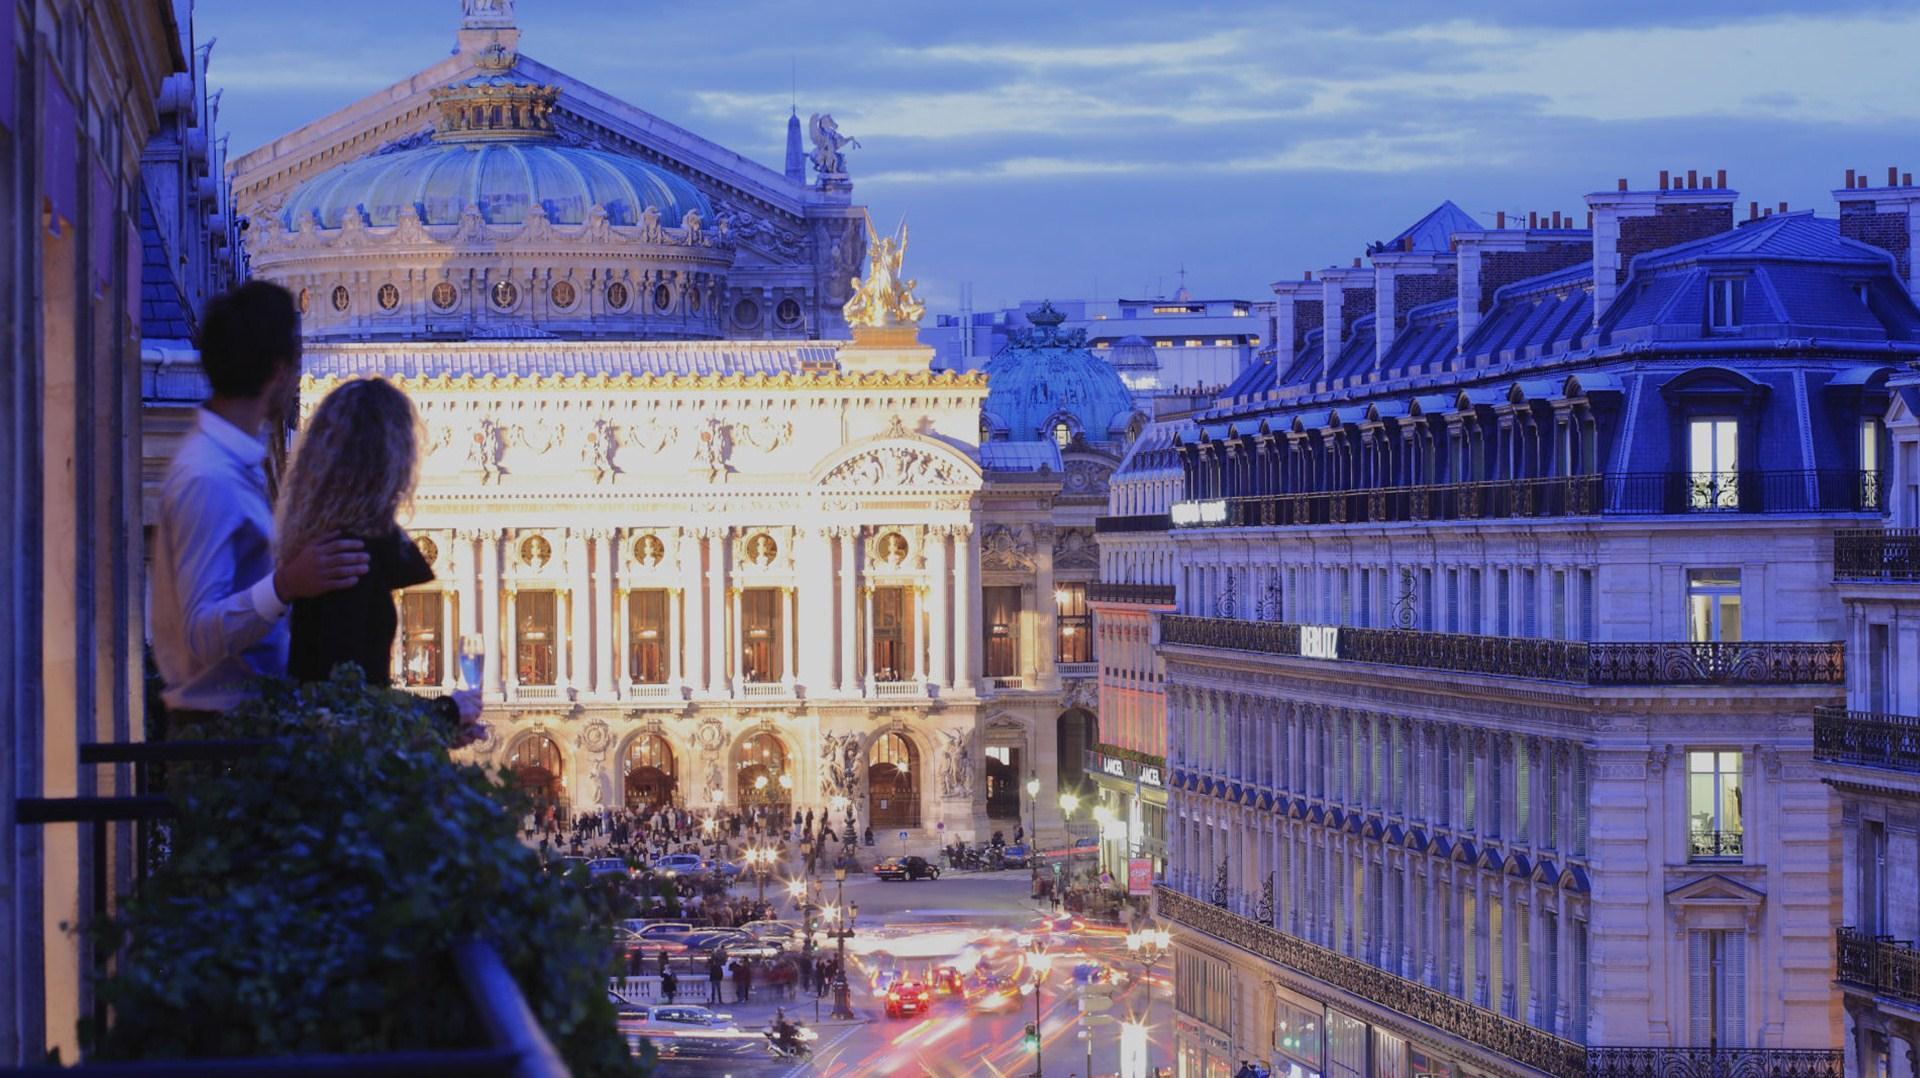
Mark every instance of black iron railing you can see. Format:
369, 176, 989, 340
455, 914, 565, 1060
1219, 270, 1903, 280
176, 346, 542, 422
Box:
1158, 886, 1587, 1077
1159, 615, 1845, 686
1835, 527, 1920, 582
1094, 513, 1173, 533
1813, 706, 1920, 772
1585, 1047, 1843, 1077
1173, 470, 1878, 529
1687, 829, 1745, 860
1836, 926, 1920, 1004
1088, 582, 1177, 605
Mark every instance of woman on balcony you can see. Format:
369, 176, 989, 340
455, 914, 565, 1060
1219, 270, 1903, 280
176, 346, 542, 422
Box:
276, 376, 482, 740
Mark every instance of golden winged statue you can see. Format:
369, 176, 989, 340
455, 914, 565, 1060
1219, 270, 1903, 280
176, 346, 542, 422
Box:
843, 211, 926, 329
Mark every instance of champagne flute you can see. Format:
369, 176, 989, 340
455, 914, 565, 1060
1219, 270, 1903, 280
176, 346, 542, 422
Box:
459, 634, 487, 693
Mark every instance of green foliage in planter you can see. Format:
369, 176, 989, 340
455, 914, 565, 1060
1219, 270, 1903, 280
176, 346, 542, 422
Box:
91, 670, 642, 1075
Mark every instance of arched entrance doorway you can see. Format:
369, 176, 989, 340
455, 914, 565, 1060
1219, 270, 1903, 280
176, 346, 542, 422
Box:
623, 734, 677, 810
868, 732, 921, 829
1057, 709, 1098, 796
735, 731, 792, 821
507, 734, 564, 814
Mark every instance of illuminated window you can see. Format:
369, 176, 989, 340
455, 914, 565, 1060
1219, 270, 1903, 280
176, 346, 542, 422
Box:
1053, 421, 1073, 448
1687, 418, 1739, 509
1686, 570, 1741, 643
1184, 339, 1203, 347
516, 590, 559, 686
1213, 338, 1233, 347
872, 586, 915, 681
1154, 339, 1173, 347
399, 591, 443, 686
984, 586, 1021, 678
627, 589, 669, 684
1055, 583, 1090, 664
1863, 418, 1882, 509
740, 588, 782, 683
1687, 750, 1743, 861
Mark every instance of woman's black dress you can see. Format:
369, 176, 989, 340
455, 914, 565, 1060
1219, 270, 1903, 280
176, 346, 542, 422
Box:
288, 528, 459, 726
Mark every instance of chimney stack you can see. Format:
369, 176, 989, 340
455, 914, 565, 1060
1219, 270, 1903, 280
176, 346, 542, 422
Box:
1268, 277, 1323, 374
1317, 263, 1374, 381
1585, 173, 1736, 326
1834, 165, 1920, 299
1452, 223, 1590, 355
1370, 247, 1459, 374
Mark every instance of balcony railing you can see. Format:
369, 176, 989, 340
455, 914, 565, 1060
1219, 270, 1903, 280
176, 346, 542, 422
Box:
1586, 1047, 1843, 1077
1173, 470, 1877, 530
1088, 582, 1177, 605
1687, 828, 1745, 860
1157, 886, 1588, 1077
1094, 512, 1173, 533
1159, 615, 1845, 686
1813, 706, 1920, 773
1837, 926, 1920, 1005
1835, 527, 1920, 582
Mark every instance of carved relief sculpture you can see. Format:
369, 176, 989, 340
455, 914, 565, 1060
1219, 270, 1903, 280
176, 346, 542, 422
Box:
981, 525, 1036, 572
938, 728, 974, 798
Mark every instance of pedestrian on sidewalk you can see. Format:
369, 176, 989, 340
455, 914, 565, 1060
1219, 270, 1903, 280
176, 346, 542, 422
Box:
738, 959, 755, 1003
661, 968, 678, 1004
707, 952, 724, 1003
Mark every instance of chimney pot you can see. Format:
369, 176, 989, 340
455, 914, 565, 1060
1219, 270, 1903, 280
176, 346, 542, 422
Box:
1585, 210, 1593, 228
1528, 211, 1538, 229
1779, 200, 1788, 213
1687, 169, 1698, 189
1304, 270, 1312, 281
1352, 257, 1361, 269
1617, 178, 1629, 192
1847, 168, 1857, 188
1861, 167, 1868, 187
1749, 200, 1758, 221
1893, 166, 1902, 187
1906, 172, 1914, 187
1496, 210, 1506, 229
1716, 168, 1726, 188
1659, 169, 1670, 190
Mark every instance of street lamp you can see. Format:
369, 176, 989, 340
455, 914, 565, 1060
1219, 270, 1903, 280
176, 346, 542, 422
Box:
1027, 941, 1053, 1078
1025, 775, 1041, 900
1126, 925, 1173, 983
746, 845, 775, 908
829, 866, 857, 1020
1119, 1020, 1150, 1078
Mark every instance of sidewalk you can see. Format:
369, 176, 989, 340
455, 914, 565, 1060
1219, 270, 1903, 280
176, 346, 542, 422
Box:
611, 976, 871, 1029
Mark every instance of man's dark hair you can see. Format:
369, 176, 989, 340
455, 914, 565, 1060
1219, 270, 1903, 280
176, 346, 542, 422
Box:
196, 280, 301, 399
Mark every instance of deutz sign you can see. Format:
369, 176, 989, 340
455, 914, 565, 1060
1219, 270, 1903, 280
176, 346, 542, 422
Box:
1301, 625, 1339, 660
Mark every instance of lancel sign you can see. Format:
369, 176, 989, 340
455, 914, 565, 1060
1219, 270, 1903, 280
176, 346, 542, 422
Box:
1169, 500, 1227, 527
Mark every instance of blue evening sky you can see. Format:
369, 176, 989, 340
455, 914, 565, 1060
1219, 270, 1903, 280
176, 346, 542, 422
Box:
197, 1, 1920, 312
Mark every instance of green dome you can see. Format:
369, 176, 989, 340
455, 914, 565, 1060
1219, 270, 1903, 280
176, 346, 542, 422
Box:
983, 302, 1139, 444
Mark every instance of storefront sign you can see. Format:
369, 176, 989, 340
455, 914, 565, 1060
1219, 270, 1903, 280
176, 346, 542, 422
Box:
1127, 858, 1153, 895
1137, 766, 1162, 788
1102, 756, 1128, 778
1170, 500, 1227, 526
1301, 624, 1339, 660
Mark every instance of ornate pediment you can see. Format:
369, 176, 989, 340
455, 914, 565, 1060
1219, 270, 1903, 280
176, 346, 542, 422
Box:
981, 524, 1036, 572
818, 440, 975, 491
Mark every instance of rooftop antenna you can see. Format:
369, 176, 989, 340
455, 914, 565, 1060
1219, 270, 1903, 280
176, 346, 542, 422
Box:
790, 55, 796, 113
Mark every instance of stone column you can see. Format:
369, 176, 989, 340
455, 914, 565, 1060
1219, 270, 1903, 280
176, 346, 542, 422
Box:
953, 524, 976, 693
785, 586, 799, 685
681, 530, 704, 690
566, 532, 590, 696
730, 585, 744, 689
593, 531, 616, 698
480, 532, 504, 698
928, 527, 950, 688
862, 585, 876, 691
798, 528, 831, 692
706, 531, 727, 695
838, 529, 859, 693
439, 536, 460, 691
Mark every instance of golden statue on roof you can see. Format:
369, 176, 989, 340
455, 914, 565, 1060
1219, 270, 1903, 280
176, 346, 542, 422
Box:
843, 211, 926, 329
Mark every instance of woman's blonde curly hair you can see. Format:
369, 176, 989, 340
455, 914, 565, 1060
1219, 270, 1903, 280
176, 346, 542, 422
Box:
275, 377, 420, 562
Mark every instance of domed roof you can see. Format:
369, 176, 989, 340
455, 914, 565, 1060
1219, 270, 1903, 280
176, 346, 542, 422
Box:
983, 302, 1139, 444
1109, 334, 1159, 370
281, 140, 712, 231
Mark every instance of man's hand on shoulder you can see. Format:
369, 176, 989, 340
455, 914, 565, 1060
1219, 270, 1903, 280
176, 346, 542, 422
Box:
273, 535, 370, 602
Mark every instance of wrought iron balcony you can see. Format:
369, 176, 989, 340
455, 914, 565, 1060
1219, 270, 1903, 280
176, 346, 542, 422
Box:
1157, 885, 1587, 1077
1088, 581, 1177, 605
1585, 1046, 1843, 1077
1159, 615, 1845, 686
1687, 828, 1745, 861
1837, 926, 1920, 1005
1172, 470, 1877, 530
1813, 706, 1920, 773
1835, 527, 1920, 582
1094, 512, 1173, 533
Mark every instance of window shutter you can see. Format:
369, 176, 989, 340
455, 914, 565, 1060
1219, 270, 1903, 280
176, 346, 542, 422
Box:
1516, 908, 1531, 1020
1497, 570, 1511, 635
1464, 752, 1477, 831
1572, 749, 1589, 856
1579, 569, 1596, 640
1447, 569, 1460, 633
1724, 931, 1747, 1047
1688, 929, 1713, 1045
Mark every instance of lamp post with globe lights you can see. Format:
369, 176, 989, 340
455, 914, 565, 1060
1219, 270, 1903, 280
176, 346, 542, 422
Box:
745, 845, 776, 909
1025, 775, 1041, 899
827, 866, 859, 1019
1126, 924, 1172, 983
1056, 791, 1080, 903
1025, 939, 1053, 1077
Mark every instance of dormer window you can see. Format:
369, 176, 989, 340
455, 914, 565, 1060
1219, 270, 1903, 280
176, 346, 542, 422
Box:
1709, 278, 1741, 331
1856, 282, 1871, 306
1052, 421, 1073, 448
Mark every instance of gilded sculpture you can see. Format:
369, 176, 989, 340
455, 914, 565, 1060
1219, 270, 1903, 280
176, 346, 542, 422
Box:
842, 212, 926, 329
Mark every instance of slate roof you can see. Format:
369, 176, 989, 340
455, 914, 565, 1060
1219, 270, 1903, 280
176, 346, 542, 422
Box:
1384, 200, 1480, 254
140, 190, 194, 341
979, 441, 1062, 474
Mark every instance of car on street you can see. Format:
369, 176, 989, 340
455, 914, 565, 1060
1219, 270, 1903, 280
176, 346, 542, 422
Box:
551, 855, 590, 875
884, 980, 933, 1019
929, 965, 965, 996
651, 853, 707, 877
966, 974, 1019, 1012
630, 921, 696, 938
742, 921, 805, 951
587, 857, 629, 878
1071, 836, 1100, 858
679, 928, 753, 954
615, 1004, 739, 1033
1072, 960, 1112, 985
873, 855, 940, 881
999, 844, 1030, 869
869, 968, 906, 998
